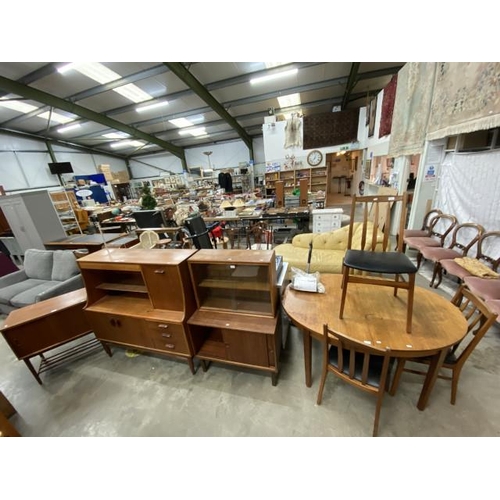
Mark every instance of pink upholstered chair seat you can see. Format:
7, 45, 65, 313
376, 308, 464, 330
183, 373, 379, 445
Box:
404, 236, 442, 250
463, 276, 500, 300
403, 229, 429, 238
440, 258, 473, 281
420, 247, 462, 261
485, 299, 500, 318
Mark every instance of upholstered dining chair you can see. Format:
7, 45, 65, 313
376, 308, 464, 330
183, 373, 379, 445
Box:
484, 299, 500, 320
317, 324, 393, 437
400, 208, 442, 252
419, 222, 485, 288
389, 285, 498, 405
463, 276, 500, 301
438, 230, 500, 288
339, 193, 418, 333
403, 213, 458, 269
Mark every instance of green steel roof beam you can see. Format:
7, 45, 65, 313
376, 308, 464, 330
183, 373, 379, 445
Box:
164, 62, 254, 160
0, 75, 186, 162
341, 62, 361, 110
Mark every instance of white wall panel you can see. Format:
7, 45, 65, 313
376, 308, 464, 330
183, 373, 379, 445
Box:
49, 151, 97, 175
0, 152, 28, 190
16, 152, 58, 188
92, 154, 128, 173
186, 140, 250, 171
129, 154, 184, 179
0, 134, 45, 151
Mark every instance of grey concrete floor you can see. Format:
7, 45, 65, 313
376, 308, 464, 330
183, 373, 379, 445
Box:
1, 257, 500, 438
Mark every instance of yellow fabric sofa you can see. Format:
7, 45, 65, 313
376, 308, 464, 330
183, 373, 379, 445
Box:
275, 222, 384, 277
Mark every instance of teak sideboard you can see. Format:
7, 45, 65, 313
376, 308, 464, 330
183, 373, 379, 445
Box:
77, 248, 198, 372
187, 249, 282, 385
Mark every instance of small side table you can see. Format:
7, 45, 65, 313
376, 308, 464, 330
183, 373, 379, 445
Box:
1, 289, 111, 384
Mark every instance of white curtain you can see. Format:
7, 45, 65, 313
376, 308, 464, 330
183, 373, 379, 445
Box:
435, 150, 500, 257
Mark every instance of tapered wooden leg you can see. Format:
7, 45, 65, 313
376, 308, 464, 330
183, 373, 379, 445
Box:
406, 273, 415, 334
201, 359, 209, 372
187, 358, 195, 375
271, 372, 278, 386
417, 349, 447, 411
339, 267, 350, 319
389, 359, 406, 396
24, 358, 43, 385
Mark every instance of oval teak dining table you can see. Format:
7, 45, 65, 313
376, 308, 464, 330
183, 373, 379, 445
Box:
282, 273, 467, 410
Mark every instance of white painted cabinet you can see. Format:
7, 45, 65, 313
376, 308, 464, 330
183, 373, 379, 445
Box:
0, 191, 67, 254
312, 208, 344, 233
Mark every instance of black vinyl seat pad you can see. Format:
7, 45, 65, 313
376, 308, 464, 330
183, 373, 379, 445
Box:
343, 250, 418, 274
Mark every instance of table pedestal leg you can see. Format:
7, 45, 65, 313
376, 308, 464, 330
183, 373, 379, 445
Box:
303, 329, 312, 388
417, 349, 447, 411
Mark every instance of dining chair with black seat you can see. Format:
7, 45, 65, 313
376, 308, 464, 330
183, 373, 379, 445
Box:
419, 222, 485, 289
339, 193, 418, 333
389, 285, 498, 405
403, 213, 458, 269
439, 230, 500, 289
400, 207, 442, 252
316, 324, 393, 437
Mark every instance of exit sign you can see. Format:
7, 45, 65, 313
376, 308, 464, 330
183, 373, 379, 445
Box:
340, 146, 349, 151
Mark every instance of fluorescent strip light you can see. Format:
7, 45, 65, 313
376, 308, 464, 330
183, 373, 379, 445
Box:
178, 127, 207, 137
278, 93, 301, 108
58, 123, 81, 133
103, 132, 130, 139
169, 117, 194, 128
265, 62, 291, 69
37, 111, 75, 124
0, 99, 38, 113
114, 83, 151, 103
110, 140, 145, 149
58, 62, 153, 103
250, 68, 298, 85
136, 100, 169, 113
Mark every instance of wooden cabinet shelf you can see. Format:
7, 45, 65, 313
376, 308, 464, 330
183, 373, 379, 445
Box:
265, 166, 327, 195
96, 283, 149, 294
79, 248, 198, 373
187, 249, 282, 384
198, 278, 270, 291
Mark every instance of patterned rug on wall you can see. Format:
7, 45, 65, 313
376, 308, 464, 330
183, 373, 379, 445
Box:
303, 110, 359, 149
379, 73, 398, 138
388, 62, 437, 157
426, 62, 500, 140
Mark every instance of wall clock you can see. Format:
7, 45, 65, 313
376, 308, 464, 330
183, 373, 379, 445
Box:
307, 150, 323, 167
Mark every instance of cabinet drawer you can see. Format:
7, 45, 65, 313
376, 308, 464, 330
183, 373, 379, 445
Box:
143, 320, 190, 354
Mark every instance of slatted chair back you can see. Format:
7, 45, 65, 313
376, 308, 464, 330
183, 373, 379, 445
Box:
390, 285, 498, 405
317, 324, 392, 437
340, 192, 417, 333
347, 193, 408, 253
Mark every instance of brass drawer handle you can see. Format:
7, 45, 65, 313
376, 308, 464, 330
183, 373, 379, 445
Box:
154, 269, 165, 274
161, 333, 172, 338
158, 324, 169, 329
164, 343, 175, 349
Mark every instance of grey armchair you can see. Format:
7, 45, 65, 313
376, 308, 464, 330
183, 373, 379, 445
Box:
0, 249, 83, 314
